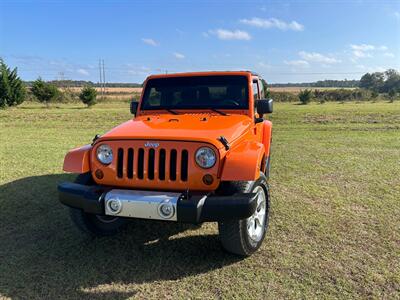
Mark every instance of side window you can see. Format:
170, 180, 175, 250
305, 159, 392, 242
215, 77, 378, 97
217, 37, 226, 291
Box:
252, 81, 260, 100
259, 79, 265, 99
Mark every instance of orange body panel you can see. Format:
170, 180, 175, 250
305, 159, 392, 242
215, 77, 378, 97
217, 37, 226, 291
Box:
63, 144, 91, 173
62, 71, 272, 190
98, 114, 253, 150
262, 120, 273, 157
221, 141, 265, 181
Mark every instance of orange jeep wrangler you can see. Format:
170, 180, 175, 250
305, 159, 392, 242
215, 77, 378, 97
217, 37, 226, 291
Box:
59, 71, 273, 256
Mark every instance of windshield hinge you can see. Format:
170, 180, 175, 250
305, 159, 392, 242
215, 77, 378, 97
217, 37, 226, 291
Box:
92, 134, 101, 145
218, 136, 230, 150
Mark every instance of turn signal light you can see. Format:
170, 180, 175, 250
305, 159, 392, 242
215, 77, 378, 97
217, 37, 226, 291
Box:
202, 174, 214, 185
95, 169, 104, 179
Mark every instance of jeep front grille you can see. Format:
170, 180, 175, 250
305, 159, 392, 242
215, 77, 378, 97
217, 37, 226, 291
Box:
116, 147, 189, 182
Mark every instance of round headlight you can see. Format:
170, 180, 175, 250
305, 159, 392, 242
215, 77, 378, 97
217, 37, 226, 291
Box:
96, 144, 113, 165
195, 147, 216, 169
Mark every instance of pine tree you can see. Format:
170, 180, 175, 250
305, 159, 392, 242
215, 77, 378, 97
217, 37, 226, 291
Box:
0, 59, 26, 108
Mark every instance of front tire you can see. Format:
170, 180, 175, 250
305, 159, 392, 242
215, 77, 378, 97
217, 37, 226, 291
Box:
69, 172, 127, 237
218, 173, 270, 256
69, 207, 127, 237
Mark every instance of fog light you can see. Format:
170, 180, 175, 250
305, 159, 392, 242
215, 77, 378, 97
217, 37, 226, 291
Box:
107, 198, 122, 214
95, 169, 104, 179
158, 200, 175, 219
202, 174, 214, 185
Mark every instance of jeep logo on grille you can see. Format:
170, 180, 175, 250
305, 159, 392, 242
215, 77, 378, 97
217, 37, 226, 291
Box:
144, 142, 160, 148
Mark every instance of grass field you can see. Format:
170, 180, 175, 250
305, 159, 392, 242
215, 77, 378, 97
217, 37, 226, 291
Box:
0, 101, 399, 299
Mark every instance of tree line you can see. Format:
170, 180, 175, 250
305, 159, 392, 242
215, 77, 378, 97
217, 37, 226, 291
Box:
0, 59, 98, 108
1, 58, 399, 109
23, 80, 142, 88
270, 79, 360, 88
359, 69, 400, 94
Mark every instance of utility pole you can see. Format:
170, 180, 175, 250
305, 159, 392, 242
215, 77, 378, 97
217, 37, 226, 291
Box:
58, 71, 65, 90
99, 59, 103, 98
102, 59, 106, 94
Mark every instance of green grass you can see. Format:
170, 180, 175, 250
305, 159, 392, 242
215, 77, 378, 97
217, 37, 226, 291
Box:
1, 101, 399, 299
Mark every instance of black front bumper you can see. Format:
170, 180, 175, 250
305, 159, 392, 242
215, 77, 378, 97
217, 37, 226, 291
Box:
58, 182, 257, 223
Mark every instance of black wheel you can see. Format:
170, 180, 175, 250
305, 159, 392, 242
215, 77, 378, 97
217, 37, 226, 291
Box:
217, 172, 270, 256
69, 207, 127, 237
69, 172, 127, 237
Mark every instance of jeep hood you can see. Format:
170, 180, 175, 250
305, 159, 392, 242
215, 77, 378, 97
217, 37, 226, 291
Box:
99, 114, 252, 149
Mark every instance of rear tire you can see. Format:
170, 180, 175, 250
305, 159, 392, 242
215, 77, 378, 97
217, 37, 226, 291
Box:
218, 172, 270, 256
69, 172, 127, 237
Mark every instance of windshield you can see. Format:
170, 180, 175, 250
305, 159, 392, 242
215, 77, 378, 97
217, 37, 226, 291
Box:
140, 75, 249, 110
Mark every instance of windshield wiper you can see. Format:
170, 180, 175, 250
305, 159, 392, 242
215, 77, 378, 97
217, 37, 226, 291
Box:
210, 108, 227, 116
165, 109, 179, 115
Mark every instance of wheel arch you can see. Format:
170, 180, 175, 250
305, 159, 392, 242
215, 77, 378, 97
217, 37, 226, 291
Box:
63, 144, 92, 173
220, 141, 265, 181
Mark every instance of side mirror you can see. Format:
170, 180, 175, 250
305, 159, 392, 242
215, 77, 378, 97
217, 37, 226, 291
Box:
256, 99, 273, 115
130, 101, 139, 115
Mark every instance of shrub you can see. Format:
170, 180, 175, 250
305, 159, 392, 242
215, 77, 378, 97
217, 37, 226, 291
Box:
0, 59, 26, 108
371, 90, 379, 100
388, 89, 396, 102
269, 91, 298, 102
310, 88, 371, 102
79, 85, 97, 107
31, 78, 59, 107
314, 89, 325, 104
298, 89, 312, 104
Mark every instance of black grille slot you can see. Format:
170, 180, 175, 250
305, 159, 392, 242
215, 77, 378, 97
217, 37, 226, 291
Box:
170, 149, 177, 181
127, 148, 134, 179
181, 150, 188, 181
137, 148, 144, 179
148, 149, 155, 179
159, 149, 166, 180
117, 148, 124, 178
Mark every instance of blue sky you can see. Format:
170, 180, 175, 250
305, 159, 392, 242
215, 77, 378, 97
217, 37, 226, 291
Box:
1, 0, 399, 83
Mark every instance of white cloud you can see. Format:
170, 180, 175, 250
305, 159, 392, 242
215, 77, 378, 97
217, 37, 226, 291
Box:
258, 62, 271, 69
350, 44, 375, 51
127, 66, 150, 75
284, 60, 309, 67
353, 50, 372, 58
384, 52, 395, 58
299, 51, 340, 64
209, 29, 252, 40
141, 38, 159, 46
173, 52, 185, 59
350, 44, 390, 60
394, 11, 400, 19
77, 68, 89, 76
239, 17, 304, 31
354, 64, 387, 73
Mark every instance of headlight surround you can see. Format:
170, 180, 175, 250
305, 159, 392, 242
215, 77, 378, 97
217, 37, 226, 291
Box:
195, 147, 216, 169
96, 144, 113, 165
